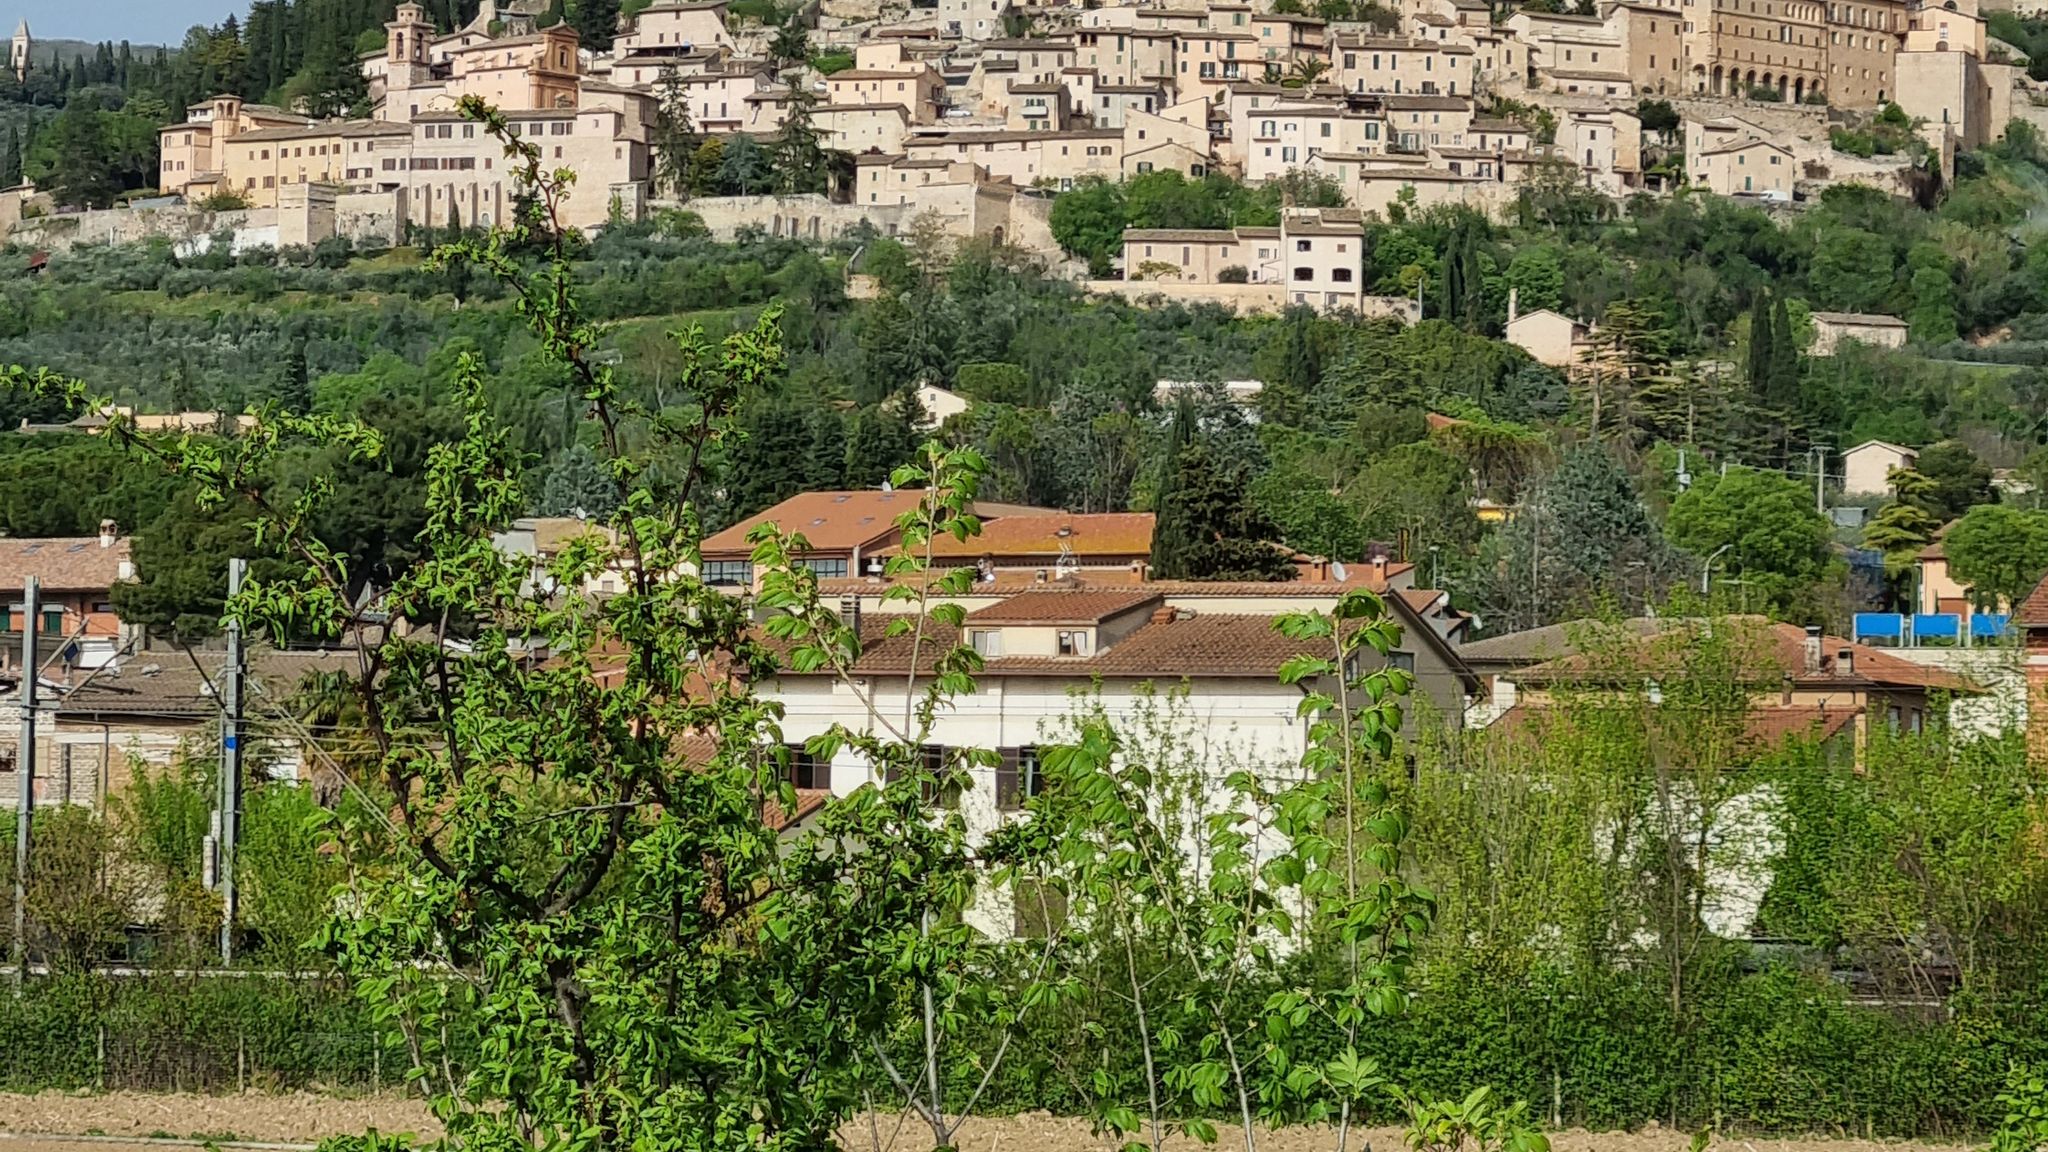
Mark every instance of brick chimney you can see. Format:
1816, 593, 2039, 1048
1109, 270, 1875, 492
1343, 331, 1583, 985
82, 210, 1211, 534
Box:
1803, 625, 1823, 674
1836, 646, 1854, 678
98, 518, 117, 547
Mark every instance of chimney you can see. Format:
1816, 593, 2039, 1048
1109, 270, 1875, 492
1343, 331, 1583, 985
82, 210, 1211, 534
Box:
840, 595, 862, 636
1837, 647, 1855, 678
99, 519, 117, 548
1371, 555, 1388, 584
1507, 285, 1519, 326
1151, 605, 1175, 624
1034, 568, 1047, 584
1803, 625, 1823, 674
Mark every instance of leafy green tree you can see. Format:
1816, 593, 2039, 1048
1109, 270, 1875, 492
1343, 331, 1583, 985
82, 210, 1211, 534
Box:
1906, 242, 1959, 343
842, 402, 919, 487
1667, 466, 1832, 612
1467, 445, 1677, 629
1503, 245, 1564, 315
1915, 439, 1996, 521
1941, 503, 2048, 610
689, 135, 727, 196
572, 0, 622, 50
1048, 177, 1127, 274
1863, 470, 1944, 578
1150, 437, 1296, 580
1351, 441, 1480, 557
1809, 227, 1897, 313
1253, 307, 1336, 427
770, 19, 809, 67
718, 132, 774, 195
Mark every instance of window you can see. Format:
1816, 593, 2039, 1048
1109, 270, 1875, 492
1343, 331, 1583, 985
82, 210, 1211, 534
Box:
1056, 629, 1090, 656
1293, 267, 1313, 281
783, 744, 831, 790
886, 745, 959, 807
1390, 651, 1416, 674
797, 558, 849, 579
1295, 239, 1312, 252
1013, 876, 1069, 937
995, 746, 1044, 811
702, 559, 753, 586
971, 629, 1005, 657
1332, 267, 1353, 282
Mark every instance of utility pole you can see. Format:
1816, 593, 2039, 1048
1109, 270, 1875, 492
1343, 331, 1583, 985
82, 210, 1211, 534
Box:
218, 558, 246, 966
12, 577, 37, 993
1813, 445, 1829, 515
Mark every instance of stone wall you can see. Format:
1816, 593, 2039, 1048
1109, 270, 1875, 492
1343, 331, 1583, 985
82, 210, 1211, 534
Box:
1086, 279, 1422, 319
8, 202, 272, 254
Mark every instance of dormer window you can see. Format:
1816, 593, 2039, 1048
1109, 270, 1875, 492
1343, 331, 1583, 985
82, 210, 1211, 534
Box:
1057, 629, 1090, 656
972, 629, 1005, 656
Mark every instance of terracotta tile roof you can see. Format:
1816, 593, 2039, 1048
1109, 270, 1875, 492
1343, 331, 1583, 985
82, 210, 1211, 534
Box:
1509, 617, 1975, 693
2016, 571, 2048, 627
0, 536, 133, 594
964, 589, 1162, 624
775, 613, 1339, 679
57, 649, 361, 718
701, 490, 919, 556
1489, 702, 1857, 750
816, 563, 1415, 599
875, 513, 1154, 561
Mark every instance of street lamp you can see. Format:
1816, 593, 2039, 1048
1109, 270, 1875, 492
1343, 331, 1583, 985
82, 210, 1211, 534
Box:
1702, 542, 1734, 596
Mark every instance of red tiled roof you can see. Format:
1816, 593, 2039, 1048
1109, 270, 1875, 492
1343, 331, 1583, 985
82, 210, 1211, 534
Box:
0, 536, 132, 594
2019, 571, 2048, 628
700, 490, 916, 556
774, 613, 1342, 679
874, 512, 1155, 560
1489, 702, 1857, 750
817, 563, 1416, 599
964, 589, 1162, 624
1511, 617, 1974, 693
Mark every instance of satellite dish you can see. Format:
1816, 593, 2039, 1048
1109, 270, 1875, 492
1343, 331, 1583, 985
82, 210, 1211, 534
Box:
881, 480, 894, 493
1330, 560, 1349, 583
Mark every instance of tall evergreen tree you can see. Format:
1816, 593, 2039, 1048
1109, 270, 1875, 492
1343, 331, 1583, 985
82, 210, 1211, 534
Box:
651, 65, 697, 197
572, 0, 623, 51
773, 88, 830, 195
1148, 399, 1197, 578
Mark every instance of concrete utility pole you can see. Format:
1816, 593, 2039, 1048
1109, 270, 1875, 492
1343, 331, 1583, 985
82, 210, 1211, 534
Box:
218, 558, 246, 965
12, 577, 37, 993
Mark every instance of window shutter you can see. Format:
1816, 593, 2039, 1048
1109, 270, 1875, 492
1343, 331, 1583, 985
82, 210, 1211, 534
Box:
996, 748, 1021, 811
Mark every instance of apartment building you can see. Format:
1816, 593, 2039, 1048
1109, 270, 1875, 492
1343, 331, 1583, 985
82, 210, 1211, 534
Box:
1119, 207, 1371, 312
1333, 35, 1475, 97
613, 0, 738, 57
815, 104, 916, 154
1235, 100, 1388, 182
826, 67, 949, 123
158, 95, 326, 198
904, 127, 1123, 187
1075, 25, 1178, 88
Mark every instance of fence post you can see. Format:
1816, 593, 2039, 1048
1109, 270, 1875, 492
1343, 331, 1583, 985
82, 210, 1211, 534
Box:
372, 1034, 381, 1093
95, 1023, 105, 1092
237, 1032, 247, 1093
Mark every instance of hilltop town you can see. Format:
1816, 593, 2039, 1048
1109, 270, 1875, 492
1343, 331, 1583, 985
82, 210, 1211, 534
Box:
1, 0, 2028, 294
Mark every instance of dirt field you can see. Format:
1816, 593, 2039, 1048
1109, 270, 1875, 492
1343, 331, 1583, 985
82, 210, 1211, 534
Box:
0, 1095, 1974, 1152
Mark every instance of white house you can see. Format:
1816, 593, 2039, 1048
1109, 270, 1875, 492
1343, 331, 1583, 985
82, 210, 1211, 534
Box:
1842, 439, 1918, 498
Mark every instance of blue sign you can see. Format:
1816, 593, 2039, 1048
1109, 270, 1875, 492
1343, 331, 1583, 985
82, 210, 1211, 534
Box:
1853, 612, 1903, 639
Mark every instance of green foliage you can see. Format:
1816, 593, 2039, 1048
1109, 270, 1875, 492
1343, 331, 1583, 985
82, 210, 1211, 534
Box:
1667, 467, 1831, 613
1942, 502, 2048, 609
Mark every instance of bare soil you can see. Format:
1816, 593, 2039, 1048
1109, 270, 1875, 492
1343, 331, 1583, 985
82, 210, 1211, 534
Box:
0, 1096, 1971, 1152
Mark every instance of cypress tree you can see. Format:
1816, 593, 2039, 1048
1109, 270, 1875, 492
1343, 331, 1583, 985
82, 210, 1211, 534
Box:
1148, 398, 1199, 579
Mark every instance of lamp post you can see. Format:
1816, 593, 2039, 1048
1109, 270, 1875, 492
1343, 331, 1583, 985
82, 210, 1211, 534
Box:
1703, 542, 1734, 596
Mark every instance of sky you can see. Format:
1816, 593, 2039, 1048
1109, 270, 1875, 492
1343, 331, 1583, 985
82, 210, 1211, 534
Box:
12, 0, 242, 46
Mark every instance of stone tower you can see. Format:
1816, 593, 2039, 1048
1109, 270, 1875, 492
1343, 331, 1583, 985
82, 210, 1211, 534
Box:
384, 3, 430, 96
10, 19, 29, 83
